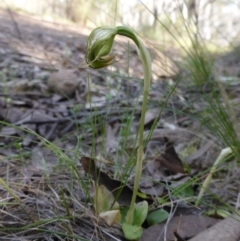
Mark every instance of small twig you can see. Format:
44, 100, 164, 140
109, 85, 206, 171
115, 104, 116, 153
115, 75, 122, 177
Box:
173, 230, 186, 241
101, 229, 122, 241
0, 92, 50, 98
44, 122, 58, 140
163, 186, 175, 241
14, 117, 73, 126
60, 122, 75, 135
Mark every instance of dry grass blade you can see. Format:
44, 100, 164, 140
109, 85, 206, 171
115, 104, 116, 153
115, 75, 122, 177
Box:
0, 163, 126, 240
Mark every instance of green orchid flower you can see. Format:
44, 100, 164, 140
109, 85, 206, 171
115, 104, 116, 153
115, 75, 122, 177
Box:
86, 26, 118, 69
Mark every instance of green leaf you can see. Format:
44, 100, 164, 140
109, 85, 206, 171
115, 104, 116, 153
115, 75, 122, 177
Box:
137, 191, 148, 199
156, 196, 169, 205
132, 201, 148, 226
147, 209, 169, 226
217, 209, 231, 218
120, 206, 129, 224
205, 208, 231, 218
173, 184, 194, 198
183, 162, 191, 174
181, 185, 194, 197
122, 223, 143, 240
204, 208, 215, 216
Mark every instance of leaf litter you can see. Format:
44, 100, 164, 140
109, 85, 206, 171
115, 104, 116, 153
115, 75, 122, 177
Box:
0, 8, 240, 241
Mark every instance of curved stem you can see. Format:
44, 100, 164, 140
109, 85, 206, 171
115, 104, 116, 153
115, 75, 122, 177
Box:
86, 25, 151, 225
117, 27, 151, 224
116, 26, 140, 48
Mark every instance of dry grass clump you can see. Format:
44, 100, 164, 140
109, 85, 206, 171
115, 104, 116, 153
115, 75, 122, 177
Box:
0, 159, 125, 241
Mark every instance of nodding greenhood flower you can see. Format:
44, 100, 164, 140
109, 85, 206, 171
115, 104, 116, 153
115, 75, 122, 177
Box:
86, 27, 118, 69
85, 25, 152, 228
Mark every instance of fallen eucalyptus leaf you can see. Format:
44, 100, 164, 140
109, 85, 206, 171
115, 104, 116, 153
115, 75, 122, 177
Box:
140, 215, 218, 241
94, 184, 119, 214
99, 210, 121, 226
156, 137, 185, 174
80, 156, 145, 206
189, 212, 240, 241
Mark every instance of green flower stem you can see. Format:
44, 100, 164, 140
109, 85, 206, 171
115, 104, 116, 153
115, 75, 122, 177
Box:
195, 147, 234, 206
85, 26, 151, 225
116, 27, 151, 224
116, 26, 140, 47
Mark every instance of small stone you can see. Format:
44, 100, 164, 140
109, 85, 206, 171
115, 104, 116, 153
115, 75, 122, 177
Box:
47, 69, 80, 97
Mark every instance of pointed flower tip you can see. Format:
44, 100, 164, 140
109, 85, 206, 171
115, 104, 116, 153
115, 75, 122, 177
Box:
87, 53, 118, 69
85, 27, 118, 69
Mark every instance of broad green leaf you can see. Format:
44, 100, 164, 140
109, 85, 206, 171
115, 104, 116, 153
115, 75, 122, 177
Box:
147, 209, 169, 226
120, 206, 129, 224
132, 201, 148, 226
122, 223, 143, 240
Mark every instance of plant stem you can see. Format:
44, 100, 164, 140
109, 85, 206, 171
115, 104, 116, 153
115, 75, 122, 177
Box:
85, 26, 151, 224
116, 27, 151, 224
195, 147, 234, 206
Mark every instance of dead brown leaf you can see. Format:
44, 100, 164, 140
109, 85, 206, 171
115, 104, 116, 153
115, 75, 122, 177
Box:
31, 148, 59, 172
80, 156, 144, 206
141, 137, 187, 197
139, 182, 165, 197
0, 127, 17, 135
0, 105, 24, 123
155, 137, 185, 174
105, 123, 119, 153
186, 140, 213, 164
140, 215, 219, 241
144, 109, 159, 125
189, 212, 240, 241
